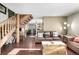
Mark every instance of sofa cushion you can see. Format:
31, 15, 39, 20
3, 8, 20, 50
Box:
69, 41, 79, 48
73, 36, 79, 43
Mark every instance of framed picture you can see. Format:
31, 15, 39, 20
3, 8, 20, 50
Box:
8, 9, 16, 18
0, 3, 6, 14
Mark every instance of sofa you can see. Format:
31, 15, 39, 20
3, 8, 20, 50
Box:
67, 36, 79, 54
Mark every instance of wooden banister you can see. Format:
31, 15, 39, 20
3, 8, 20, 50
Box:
0, 16, 16, 49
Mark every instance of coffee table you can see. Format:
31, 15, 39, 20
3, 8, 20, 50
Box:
42, 41, 67, 55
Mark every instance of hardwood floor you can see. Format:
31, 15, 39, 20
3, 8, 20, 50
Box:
1, 36, 78, 55
16, 50, 42, 55
67, 48, 78, 55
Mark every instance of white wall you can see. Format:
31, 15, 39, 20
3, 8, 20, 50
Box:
28, 19, 43, 30
0, 8, 8, 23
43, 16, 67, 34
67, 12, 79, 35
29, 19, 42, 24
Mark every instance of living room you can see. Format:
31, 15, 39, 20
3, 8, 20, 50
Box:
1, 0, 79, 59
0, 1, 79, 56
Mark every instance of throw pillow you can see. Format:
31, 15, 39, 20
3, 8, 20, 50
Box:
73, 36, 79, 43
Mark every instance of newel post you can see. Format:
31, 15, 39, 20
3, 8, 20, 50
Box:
16, 14, 20, 43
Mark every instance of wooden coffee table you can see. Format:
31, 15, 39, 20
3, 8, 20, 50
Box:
42, 41, 67, 55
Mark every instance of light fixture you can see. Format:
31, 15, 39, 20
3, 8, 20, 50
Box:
64, 27, 66, 29
64, 22, 67, 25
67, 24, 70, 27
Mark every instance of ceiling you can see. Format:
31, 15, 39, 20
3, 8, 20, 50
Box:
2, 3, 79, 19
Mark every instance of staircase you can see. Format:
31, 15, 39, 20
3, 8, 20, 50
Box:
0, 14, 33, 54
0, 16, 16, 54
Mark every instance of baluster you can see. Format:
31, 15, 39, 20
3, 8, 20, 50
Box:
5, 23, 7, 35
11, 19, 13, 29
10, 18, 12, 30
6, 21, 8, 33
10, 19, 12, 30
2, 24, 4, 38
8, 19, 9, 33
13, 20, 15, 28
0, 26, 1, 54
12, 20, 13, 29
13, 17, 15, 28
13, 19, 14, 28
9, 20, 10, 32
7, 20, 8, 33
11, 20, 13, 29
11, 19, 12, 30
0, 26, 1, 40
3, 24, 5, 36
12, 19, 13, 28
1, 27, 2, 39
10, 19, 11, 31
11, 17, 14, 29
7, 21, 9, 33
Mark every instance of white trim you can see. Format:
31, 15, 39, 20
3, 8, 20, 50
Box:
8, 48, 41, 55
